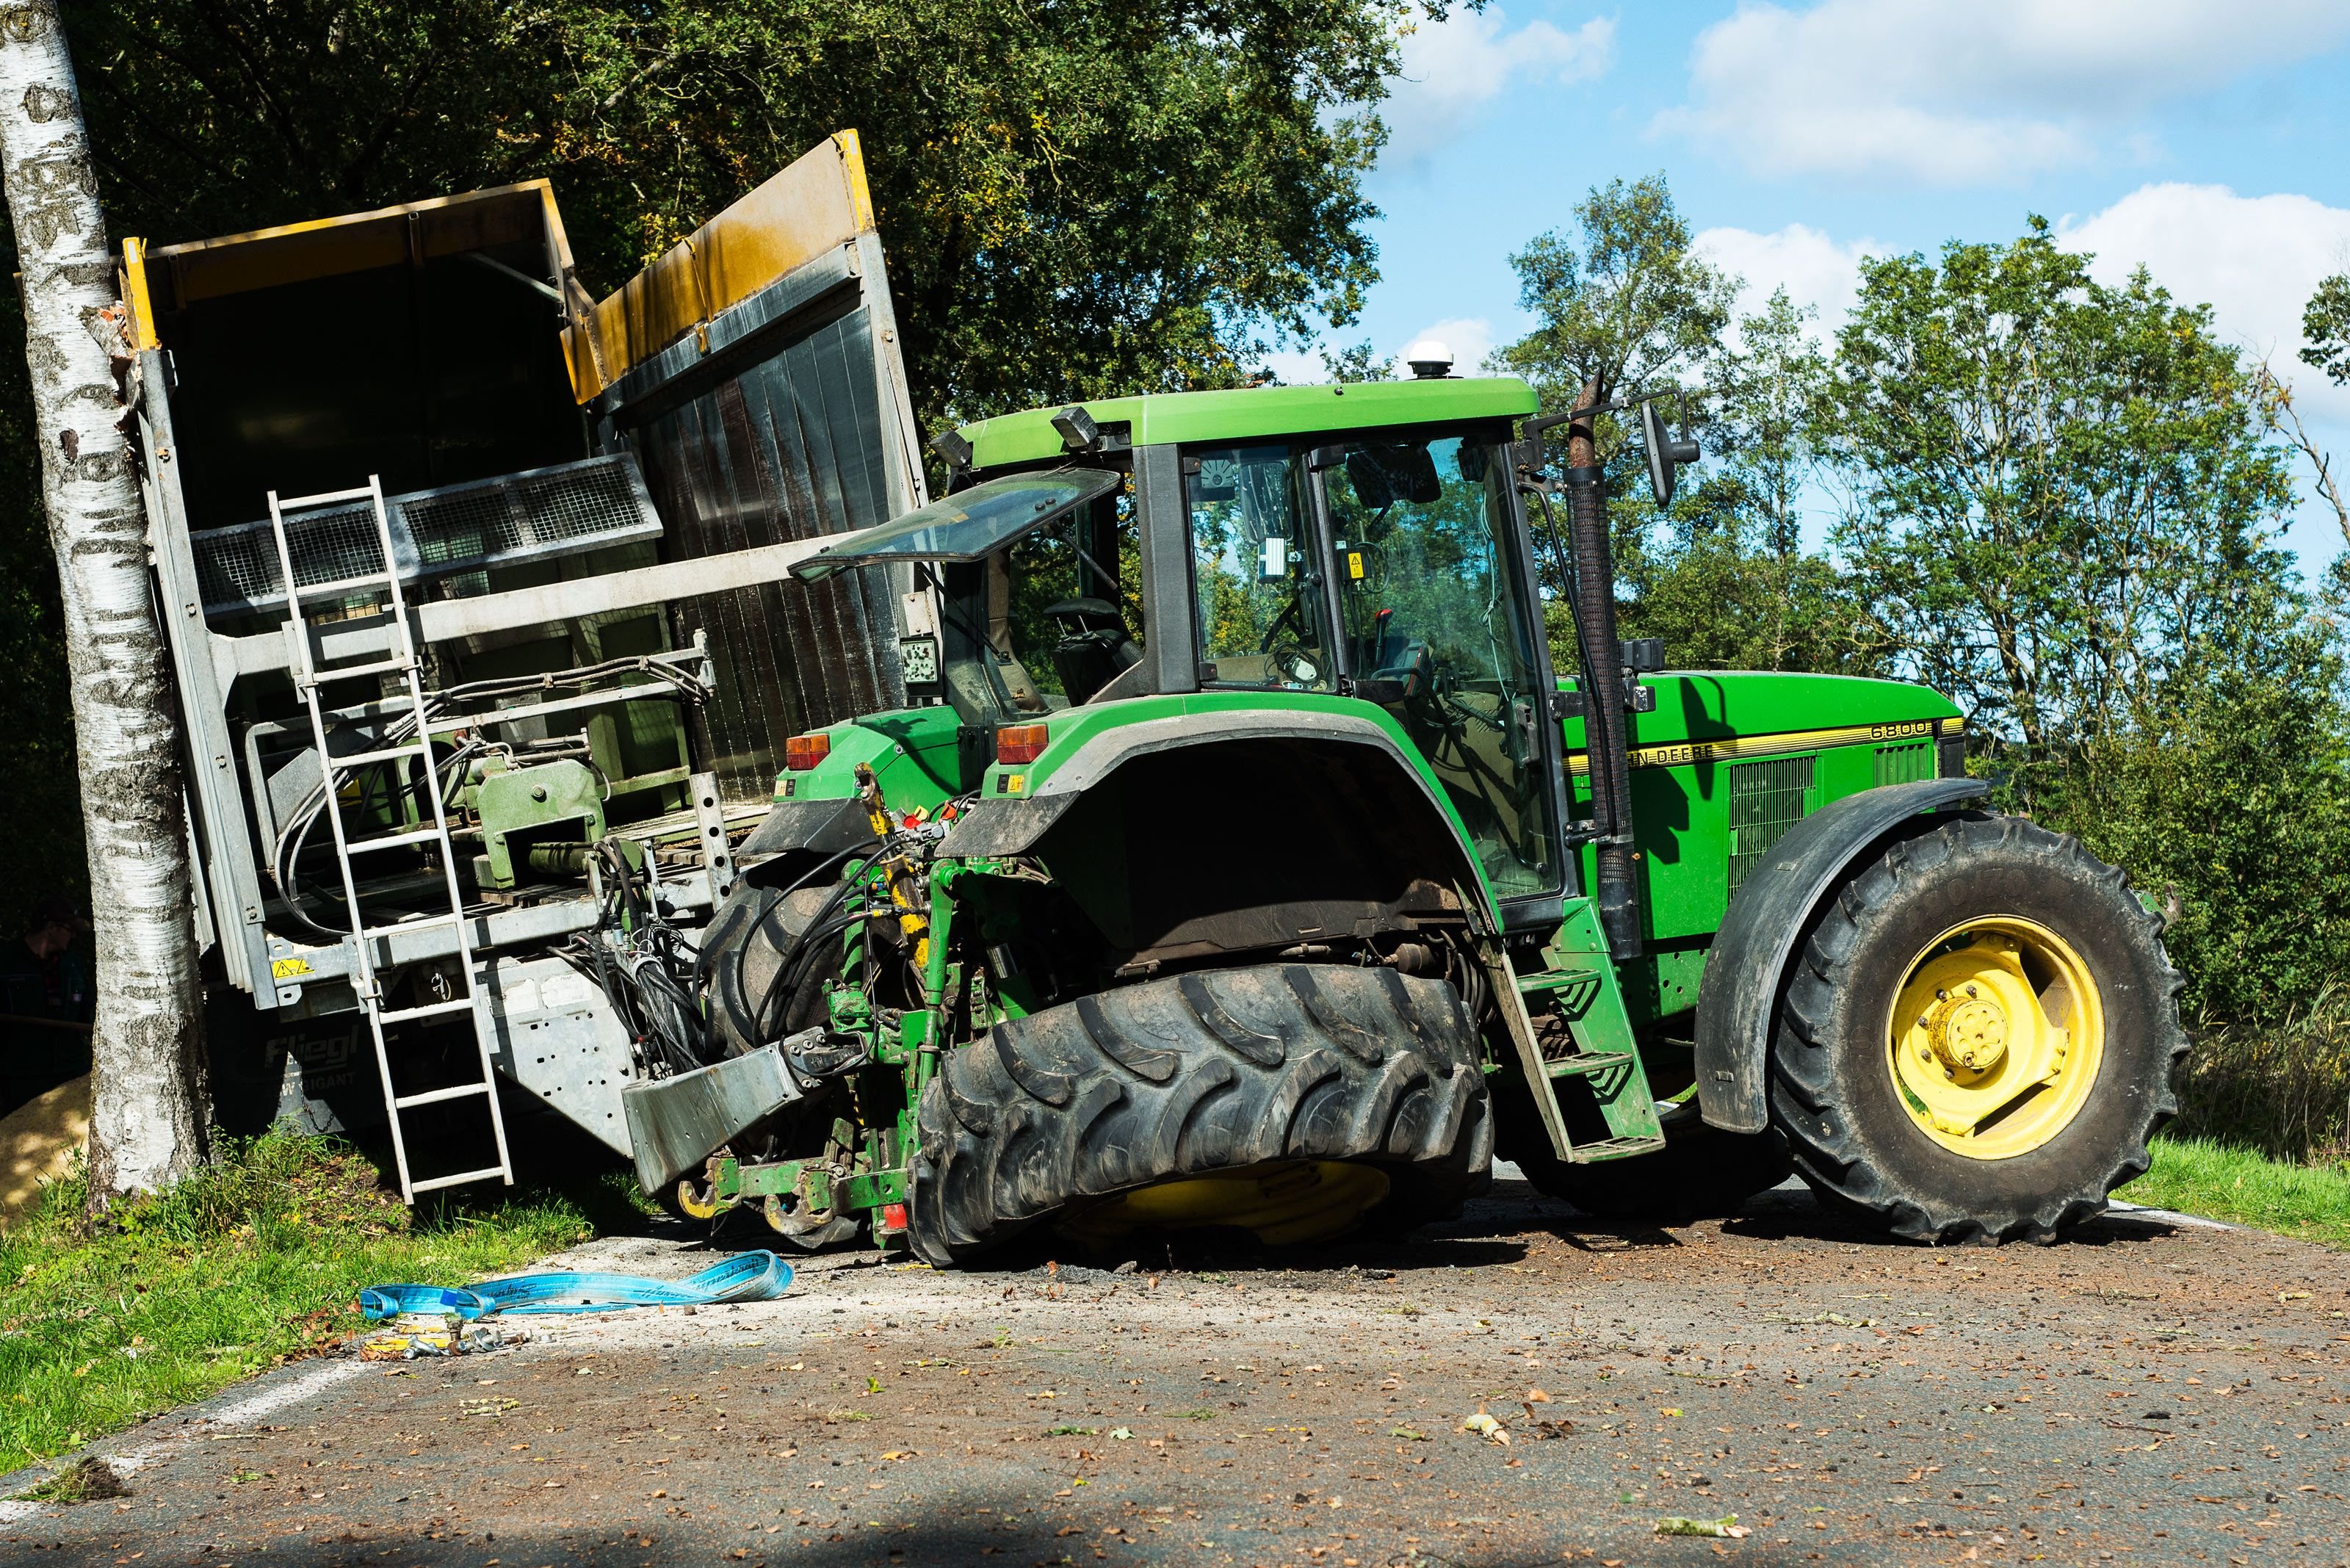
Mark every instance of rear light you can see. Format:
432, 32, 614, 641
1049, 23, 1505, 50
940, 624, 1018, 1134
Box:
879, 1202, 909, 1234
996, 723, 1049, 765
783, 732, 831, 770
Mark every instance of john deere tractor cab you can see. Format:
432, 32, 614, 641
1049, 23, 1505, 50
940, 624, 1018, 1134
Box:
646, 369, 2184, 1262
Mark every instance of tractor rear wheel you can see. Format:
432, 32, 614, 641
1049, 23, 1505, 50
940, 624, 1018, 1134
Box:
908, 964, 1493, 1265
1770, 814, 2186, 1245
704, 880, 838, 1056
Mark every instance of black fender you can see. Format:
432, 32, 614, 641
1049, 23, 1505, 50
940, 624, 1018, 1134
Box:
732, 795, 876, 889
937, 707, 1483, 895
1693, 778, 1991, 1134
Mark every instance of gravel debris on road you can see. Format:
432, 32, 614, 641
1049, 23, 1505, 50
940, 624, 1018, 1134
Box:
5, 1171, 2347, 1567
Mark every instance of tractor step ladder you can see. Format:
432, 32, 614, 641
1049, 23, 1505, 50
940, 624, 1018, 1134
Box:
1514, 948, 1667, 1165
267, 476, 514, 1204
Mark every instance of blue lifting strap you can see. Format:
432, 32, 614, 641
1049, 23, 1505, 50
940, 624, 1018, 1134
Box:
361, 1249, 794, 1320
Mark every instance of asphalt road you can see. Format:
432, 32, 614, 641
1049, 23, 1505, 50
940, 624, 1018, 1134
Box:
4, 1170, 2347, 1568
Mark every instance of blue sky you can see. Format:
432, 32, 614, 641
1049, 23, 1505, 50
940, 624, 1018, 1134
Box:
1281, 1, 2350, 568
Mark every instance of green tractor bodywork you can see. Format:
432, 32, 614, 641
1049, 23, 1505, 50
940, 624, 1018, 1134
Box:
646, 372, 2179, 1259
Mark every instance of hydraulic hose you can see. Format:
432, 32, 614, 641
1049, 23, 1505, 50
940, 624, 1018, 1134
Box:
1562, 375, 1642, 958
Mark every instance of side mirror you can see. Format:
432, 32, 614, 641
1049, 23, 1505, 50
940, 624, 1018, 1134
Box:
1640, 399, 1702, 510
1259, 536, 1289, 581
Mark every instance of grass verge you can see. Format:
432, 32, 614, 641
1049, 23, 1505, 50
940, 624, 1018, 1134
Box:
0, 1130, 639, 1476
2116, 1134, 2350, 1249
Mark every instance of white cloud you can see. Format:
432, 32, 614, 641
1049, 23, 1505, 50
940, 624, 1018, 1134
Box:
1256, 317, 1499, 385
1381, 10, 1615, 165
1657, 0, 2350, 185
2058, 182, 2350, 419
1692, 223, 1881, 343
1261, 346, 1328, 387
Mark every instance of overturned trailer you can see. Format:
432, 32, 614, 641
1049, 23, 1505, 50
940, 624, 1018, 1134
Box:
123, 134, 929, 1196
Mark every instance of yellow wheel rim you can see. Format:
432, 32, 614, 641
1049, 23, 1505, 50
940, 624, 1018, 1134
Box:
1057, 1160, 1391, 1248
1885, 915, 2104, 1160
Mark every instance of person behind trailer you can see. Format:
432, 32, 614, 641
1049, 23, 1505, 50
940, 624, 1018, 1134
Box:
0, 897, 93, 1116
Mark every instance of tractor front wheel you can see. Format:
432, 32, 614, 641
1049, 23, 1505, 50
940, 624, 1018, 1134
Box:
908, 964, 1493, 1265
1771, 814, 2186, 1244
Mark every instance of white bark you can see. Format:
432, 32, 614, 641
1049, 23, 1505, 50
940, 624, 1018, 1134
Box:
0, 0, 206, 1198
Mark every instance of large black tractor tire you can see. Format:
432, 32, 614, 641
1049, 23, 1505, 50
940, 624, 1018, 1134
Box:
703, 881, 837, 1057
1496, 1088, 1791, 1224
908, 964, 1493, 1266
1771, 815, 2187, 1246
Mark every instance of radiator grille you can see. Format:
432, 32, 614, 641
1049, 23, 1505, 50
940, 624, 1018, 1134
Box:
1874, 740, 1934, 787
1727, 754, 1818, 900
192, 452, 663, 616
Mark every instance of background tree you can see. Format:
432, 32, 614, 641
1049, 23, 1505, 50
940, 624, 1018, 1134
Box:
2303, 268, 2350, 387
1823, 220, 2294, 809
0, 0, 1433, 928
1630, 288, 1870, 673
0, 0, 208, 1196
2045, 582, 2350, 1026
65, 0, 1416, 432
1497, 178, 1861, 674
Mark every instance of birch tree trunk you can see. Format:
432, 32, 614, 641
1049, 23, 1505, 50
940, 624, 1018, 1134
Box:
0, 0, 207, 1199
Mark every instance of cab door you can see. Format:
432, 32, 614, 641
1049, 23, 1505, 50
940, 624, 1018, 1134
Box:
1317, 428, 1570, 924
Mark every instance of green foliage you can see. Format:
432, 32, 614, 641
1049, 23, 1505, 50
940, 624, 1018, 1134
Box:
2302, 270, 2350, 387
1622, 289, 1875, 675
67, 0, 1419, 433
1497, 174, 1735, 415
1823, 219, 2296, 802
1499, 179, 1863, 676
1619, 511, 1873, 674
1815, 218, 2346, 1045
2039, 597, 2350, 1027
1320, 340, 1396, 383
0, 1130, 610, 1473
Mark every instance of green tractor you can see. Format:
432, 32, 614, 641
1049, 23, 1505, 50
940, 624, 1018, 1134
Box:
628, 368, 2186, 1262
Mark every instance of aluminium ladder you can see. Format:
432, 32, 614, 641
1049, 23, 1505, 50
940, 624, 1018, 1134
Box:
266, 476, 514, 1202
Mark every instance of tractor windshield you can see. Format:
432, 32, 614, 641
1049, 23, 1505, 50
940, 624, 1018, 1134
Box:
1323, 432, 1561, 902
932, 473, 1142, 723
1185, 444, 1335, 691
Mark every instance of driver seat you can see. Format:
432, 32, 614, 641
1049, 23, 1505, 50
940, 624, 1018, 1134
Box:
1044, 598, 1141, 704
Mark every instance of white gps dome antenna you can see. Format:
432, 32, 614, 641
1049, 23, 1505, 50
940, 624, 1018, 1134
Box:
1404, 340, 1454, 379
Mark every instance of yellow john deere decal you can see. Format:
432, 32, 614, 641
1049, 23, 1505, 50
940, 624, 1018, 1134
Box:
1566, 716, 1956, 775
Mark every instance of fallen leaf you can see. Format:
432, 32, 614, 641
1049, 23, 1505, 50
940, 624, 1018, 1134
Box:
1655, 1516, 1748, 1539
1461, 1411, 1510, 1445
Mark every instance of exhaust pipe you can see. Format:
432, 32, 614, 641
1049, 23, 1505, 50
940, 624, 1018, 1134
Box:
1561, 377, 1641, 958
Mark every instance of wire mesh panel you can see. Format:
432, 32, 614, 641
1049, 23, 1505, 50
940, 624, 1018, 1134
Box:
1726, 754, 1818, 900
191, 453, 663, 616
194, 497, 392, 612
